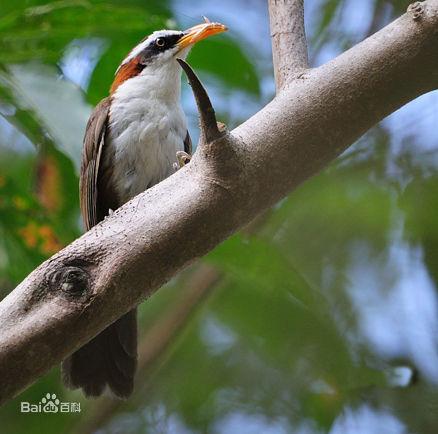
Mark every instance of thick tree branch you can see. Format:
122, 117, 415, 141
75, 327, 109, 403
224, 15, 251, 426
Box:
269, 0, 309, 89
1, 0, 438, 404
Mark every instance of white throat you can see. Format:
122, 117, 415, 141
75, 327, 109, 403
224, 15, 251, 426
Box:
107, 55, 189, 204
114, 57, 183, 104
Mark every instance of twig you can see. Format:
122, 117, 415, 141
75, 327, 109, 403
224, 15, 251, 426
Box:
177, 58, 224, 144
268, 0, 309, 90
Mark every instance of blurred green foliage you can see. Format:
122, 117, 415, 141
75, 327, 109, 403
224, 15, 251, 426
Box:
1, 1, 438, 434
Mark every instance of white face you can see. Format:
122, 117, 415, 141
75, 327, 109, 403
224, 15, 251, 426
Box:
112, 30, 193, 101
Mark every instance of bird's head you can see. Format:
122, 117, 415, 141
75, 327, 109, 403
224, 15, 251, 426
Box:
110, 20, 227, 94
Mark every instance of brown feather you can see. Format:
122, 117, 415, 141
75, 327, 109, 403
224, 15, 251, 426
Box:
79, 97, 111, 230
64, 96, 137, 399
184, 130, 192, 155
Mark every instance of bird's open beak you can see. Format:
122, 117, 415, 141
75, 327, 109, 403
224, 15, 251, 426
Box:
177, 21, 228, 51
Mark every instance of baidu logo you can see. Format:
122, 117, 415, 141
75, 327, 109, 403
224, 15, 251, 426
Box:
20, 393, 81, 413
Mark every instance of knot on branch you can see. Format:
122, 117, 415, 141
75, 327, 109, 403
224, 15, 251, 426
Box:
49, 265, 90, 297
407, 1, 424, 20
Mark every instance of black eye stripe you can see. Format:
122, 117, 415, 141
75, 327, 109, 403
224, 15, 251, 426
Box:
152, 33, 184, 50
137, 32, 185, 66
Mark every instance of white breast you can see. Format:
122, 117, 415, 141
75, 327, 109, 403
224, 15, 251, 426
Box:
107, 62, 187, 205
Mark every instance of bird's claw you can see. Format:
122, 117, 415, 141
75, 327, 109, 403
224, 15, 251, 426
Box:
174, 151, 191, 171
217, 121, 227, 133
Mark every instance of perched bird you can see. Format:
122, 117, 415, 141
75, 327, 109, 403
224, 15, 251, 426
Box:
62, 20, 227, 398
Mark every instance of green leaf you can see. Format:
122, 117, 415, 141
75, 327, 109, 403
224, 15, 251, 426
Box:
187, 36, 260, 96
1, 63, 91, 171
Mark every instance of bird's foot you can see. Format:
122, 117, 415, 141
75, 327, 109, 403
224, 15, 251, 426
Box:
173, 151, 191, 171
217, 121, 227, 133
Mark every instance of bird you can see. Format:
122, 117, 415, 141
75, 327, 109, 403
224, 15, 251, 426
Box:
61, 19, 227, 399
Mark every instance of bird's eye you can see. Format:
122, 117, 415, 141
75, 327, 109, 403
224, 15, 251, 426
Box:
155, 38, 165, 47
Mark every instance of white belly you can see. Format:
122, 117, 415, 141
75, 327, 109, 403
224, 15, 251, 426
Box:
108, 96, 187, 205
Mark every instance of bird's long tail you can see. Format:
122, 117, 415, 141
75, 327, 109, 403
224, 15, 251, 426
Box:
62, 309, 137, 399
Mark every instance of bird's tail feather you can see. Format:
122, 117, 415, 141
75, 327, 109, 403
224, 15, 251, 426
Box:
62, 309, 137, 399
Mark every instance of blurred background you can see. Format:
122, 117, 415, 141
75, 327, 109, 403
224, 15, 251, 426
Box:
1, 0, 438, 433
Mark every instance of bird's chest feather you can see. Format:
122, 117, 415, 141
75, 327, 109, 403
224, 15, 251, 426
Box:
106, 88, 186, 205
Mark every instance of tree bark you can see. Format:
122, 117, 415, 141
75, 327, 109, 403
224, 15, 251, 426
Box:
0, 0, 438, 404
269, 0, 308, 89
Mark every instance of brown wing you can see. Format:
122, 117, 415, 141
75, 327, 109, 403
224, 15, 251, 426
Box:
184, 130, 192, 155
80, 97, 111, 231
71, 100, 137, 400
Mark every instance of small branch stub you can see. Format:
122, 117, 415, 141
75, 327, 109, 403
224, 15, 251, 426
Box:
408, 1, 425, 20
176, 58, 225, 144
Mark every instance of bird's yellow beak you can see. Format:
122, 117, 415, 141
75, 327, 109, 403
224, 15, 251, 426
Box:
177, 20, 228, 51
